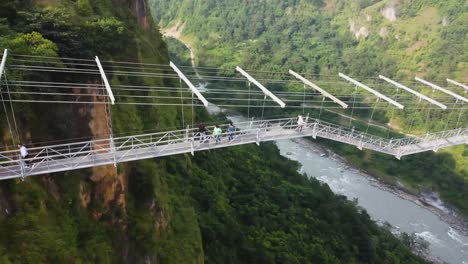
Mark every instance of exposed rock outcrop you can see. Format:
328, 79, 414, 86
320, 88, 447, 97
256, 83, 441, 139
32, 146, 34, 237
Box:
349, 19, 369, 39
382, 6, 397, 22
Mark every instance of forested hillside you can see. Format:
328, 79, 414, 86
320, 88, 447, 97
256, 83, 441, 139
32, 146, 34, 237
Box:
0, 0, 428, 263
149, 0, 468, 216
152, 0, 467, 80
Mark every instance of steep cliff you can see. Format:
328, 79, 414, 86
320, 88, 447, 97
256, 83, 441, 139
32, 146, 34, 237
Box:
0, 0, 204, 262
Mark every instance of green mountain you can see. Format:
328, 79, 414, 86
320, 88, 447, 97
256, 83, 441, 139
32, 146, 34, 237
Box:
0, 0, 434, 263
151, 0, 467, 79
149, 0, 468, 216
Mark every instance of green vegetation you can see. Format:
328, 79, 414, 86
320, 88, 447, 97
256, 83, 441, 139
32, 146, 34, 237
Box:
150, 0, 468, 216
189, 143, 424, 263
165, 37, 192, 66
0, 0, 431, 263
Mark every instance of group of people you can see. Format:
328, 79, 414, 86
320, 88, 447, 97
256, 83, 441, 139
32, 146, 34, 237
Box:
198, 121, 236, 144
197, 114, 307, 145
16, 115, 306, 169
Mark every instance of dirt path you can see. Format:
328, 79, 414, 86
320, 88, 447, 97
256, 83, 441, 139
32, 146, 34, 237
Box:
162, 22, 202, 79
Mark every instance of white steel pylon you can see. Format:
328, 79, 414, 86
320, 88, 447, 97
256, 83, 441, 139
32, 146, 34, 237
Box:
379, 75, 447, 109
95, 56, 115, 105
236, 66, 286, 108
339, 73, 405, 109
0, 49, 7, 81
415, 77, 468, 103
446, 79, 468, 92
170, 61, 209, 107
289, 69, 348, 109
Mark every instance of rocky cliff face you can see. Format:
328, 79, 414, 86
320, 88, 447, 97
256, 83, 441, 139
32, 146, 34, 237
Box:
134, 0, 151, 31
85, 86, 126, 222
74, 0, 163, 230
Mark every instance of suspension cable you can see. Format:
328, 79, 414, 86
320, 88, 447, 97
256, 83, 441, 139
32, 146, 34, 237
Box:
4, 79, 455, 101
302, 83, 306, 114
192, 92, 195, 129
261, 95, 267, 120
179, 79, 185, 128
387, 87, 399, 138
3, 90, 456, 105
424, 108, 432, 133
455, 102, 465, 128
349, 86, 357, 128
104, 79, 114, 142
10, 54, 454, 84
444, 99, 457, 131
3, 83, 459, 106
4, 72, 19, 143
247, 81, 251, 119
318, 97, 325, 120
0, 95, 460, 110
0, 75, 15, 146
366, 98, 379, 134
408, 98, 422, 132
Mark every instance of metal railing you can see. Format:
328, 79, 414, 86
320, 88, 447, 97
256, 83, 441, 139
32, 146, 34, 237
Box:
0, 117, 466, 180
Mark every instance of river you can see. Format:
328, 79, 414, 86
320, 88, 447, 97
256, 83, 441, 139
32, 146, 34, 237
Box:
276, 138, 468, 264
225, 113, 468, 264
163, 35, 468, 263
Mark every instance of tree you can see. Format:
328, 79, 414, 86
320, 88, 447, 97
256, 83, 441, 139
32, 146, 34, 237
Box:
5, 31, 58, 56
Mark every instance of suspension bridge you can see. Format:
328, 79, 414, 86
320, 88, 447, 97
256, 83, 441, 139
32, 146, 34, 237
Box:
0, 49, 466, 180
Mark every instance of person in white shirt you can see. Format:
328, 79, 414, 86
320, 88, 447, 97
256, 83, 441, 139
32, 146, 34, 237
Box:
18, 143, 30, 167
297, 114, 306, 132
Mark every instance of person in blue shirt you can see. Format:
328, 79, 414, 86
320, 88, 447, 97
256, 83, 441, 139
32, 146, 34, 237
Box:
227, 121, 235, 141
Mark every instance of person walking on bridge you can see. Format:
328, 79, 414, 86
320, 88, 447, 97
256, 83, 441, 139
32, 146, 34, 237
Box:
297, 114, 307, 132
198, 120, 207, 143
18, 143, 30, 167
227, 121, 235, 141
213, 125, 222, 144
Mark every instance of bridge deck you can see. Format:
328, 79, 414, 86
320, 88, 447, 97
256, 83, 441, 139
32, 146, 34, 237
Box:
0, 117, 466, 180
